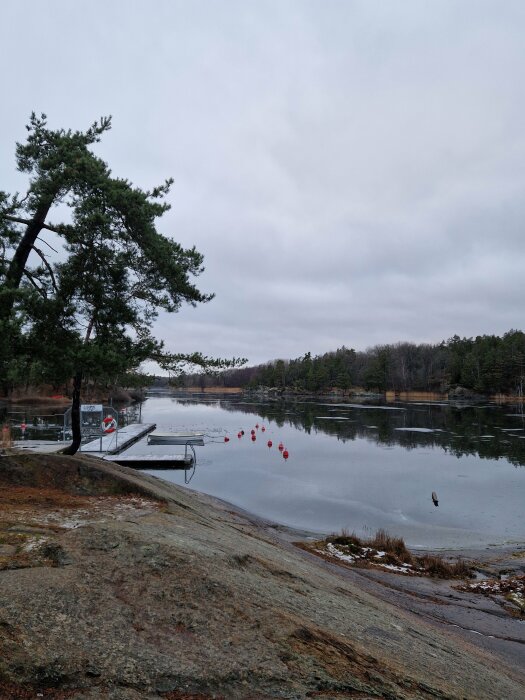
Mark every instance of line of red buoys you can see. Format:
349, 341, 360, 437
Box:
227, 427, 290, 460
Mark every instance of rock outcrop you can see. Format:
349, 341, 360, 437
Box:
0, 453, 523, 699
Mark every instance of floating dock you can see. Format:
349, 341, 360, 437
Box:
80, 423, 156, 455
103, 453, 193, 469
10, 424, 203, 474
147, 431, 204, 445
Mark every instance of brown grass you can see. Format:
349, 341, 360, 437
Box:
0, 486, 91, 510
418, 554, 472, 578
368, 528, 412, 562
314, 529, 473, 579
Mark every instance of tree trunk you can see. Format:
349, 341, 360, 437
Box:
62, 370, 82, 455
1, 199, 54, 321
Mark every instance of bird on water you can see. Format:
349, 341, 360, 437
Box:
432, 491, 439, 507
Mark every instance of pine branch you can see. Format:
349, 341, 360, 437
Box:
36, 237, 59, 254
23, 269, 47, 298
32, 245, 58, 294
1, 214, 63, 236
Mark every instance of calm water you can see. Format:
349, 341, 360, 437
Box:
3, 394, 524, 548
132, 394, 525, 549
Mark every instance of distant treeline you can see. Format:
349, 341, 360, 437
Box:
179, 330, 525, 395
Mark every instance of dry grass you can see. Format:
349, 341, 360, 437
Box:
368, 528, 412, 563
0, 486, 91, 510
308, 529, 473, 579
418, 554, 472, 579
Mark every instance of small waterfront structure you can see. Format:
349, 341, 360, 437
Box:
147, 431, 205, 446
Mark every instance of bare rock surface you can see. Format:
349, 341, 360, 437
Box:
0, 452, 524, 699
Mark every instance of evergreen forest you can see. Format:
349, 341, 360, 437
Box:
182, 331, 525, 396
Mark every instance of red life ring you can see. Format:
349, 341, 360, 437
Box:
101, 416, 117, 434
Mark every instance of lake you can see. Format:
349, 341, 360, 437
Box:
133, 394, 525, 549
3, 393, 524, 549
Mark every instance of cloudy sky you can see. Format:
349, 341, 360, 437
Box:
2, 1, 525, 368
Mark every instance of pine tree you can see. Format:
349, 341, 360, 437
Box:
1, 113, 244, 453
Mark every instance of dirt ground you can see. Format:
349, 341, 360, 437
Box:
0, 452, 523, 699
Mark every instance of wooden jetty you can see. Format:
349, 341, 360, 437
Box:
12, 424, 154, 457
12, 425, 202, 478
80, 423, 156, 455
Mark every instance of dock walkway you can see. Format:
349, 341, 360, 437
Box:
10, 423, 199, 469
81, 423, 156, 455
104, 453, 192, 468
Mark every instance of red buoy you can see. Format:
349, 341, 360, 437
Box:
224, 436, 230, 442
255, 423, 259, 429
278, 442, 284, 452
238, 432, 242, 438
267, 440, 272, 448
283, 449, 289, 460
251, 429, 255, 435
251, 435, 256, 441
261, 426, 266, 432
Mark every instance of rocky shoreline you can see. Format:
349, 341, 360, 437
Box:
0, 452, 524, 699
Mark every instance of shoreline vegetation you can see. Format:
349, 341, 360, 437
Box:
174, 384, 525, 402
0, 451, 524, 698
177, 330, 525, 400
2, 382, 525, 411
1, 385, 146, 405
298, 529, 475, 579
5, 326, 525, 406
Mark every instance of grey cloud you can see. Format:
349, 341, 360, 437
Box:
1, 0, 525, 368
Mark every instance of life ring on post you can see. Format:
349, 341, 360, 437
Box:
101, 416, 117, 434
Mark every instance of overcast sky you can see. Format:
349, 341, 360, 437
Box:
2, 0, 525, 369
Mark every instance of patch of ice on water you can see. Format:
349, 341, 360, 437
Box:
318, 404, 405, 411
315, 416, 351, 421
394, 427, 434, 433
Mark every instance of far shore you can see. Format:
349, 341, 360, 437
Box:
164, 385, 525, 402
3, 384, 525, 404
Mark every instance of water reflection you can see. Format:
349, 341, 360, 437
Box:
136, 395, 525, 547
215, 397, 525, 468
